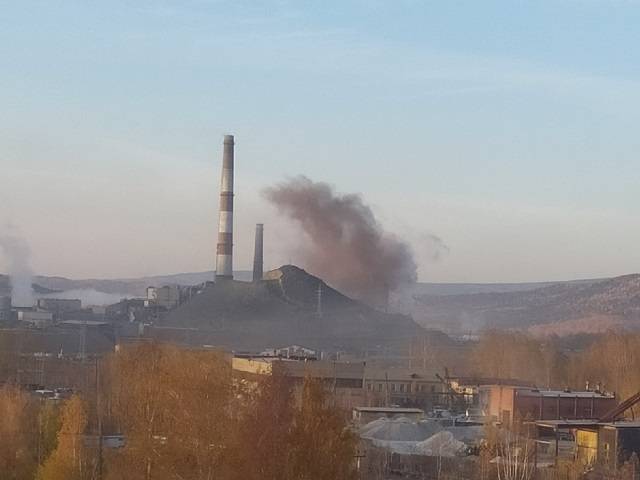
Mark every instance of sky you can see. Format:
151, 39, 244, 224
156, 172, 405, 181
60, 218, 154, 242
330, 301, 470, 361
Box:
1, 0, 640, 283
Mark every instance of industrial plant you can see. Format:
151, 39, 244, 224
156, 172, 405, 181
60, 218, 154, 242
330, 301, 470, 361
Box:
2, 135, 640, 480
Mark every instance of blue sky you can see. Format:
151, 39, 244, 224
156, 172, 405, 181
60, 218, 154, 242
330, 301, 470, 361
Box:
1, 0, 640, 282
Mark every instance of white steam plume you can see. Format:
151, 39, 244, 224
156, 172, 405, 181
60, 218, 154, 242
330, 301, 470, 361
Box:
0, 229, 35, 307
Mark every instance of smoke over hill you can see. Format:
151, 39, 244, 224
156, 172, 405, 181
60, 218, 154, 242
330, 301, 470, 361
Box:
264, 176, 417, 304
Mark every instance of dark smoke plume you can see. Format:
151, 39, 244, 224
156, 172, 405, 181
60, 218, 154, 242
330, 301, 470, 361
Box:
264, 176, 417, 304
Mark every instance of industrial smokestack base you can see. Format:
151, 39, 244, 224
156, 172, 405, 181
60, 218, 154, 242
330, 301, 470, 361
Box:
252, 223, 264, 282
216, 135, 234, 280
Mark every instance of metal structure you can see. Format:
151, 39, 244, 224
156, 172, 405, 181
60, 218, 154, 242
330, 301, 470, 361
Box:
599, 390, 640, 422
216, 135, 235, 280
252, 223, 264, 283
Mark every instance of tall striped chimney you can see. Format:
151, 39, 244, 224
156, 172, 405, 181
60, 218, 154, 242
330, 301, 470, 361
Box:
253, 223, 264, 282
216, 135, 234, 280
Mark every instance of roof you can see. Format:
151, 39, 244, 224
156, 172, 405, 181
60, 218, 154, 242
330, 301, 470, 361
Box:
600, 421, 640, 429
535, 420, 602, 430
365, 367, 441, 382
517, 389, 614, 399
354, 407, 424, 414
535, 420, 640, 431
278, 360, 365, 379
460, 378, 536, 388
61, 320, 110, 327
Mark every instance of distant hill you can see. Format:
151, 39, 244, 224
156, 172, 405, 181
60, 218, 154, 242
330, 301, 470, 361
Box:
158, 265, 445, 353
0, 274, 57, 296
24, 271, 251, 298
402, 274, 640, 335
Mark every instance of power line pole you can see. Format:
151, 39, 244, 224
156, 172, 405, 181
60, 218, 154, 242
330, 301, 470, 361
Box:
95, 357, 103, 480
316, 283, 323, 318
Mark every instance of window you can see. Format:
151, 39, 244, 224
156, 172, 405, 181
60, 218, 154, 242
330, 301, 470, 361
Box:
399, 384, 405, 393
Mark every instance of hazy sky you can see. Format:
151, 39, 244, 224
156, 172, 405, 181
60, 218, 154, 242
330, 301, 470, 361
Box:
2, 0, 640, 283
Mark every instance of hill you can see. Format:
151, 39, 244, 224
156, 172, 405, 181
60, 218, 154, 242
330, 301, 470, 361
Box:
0, 274, 57, 295
403, 274, 640, 335
28, 271, 251, 297
158, 265, 443, 352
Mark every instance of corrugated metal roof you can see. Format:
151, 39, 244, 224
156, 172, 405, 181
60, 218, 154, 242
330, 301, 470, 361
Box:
517, 389, 614, 399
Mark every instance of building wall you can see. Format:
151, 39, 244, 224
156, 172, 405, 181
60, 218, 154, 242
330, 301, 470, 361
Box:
515, 394, 615, 421
481, 385, 616, 423
597, 427, 640, 470
598, 427, 619, 470
37, 298, 82, 313
0, 296, 11, 322
364, 379, 446, 410
17, 310, 54, 327
232, 357, 273, 376
576, 429, 598, 466
480, 386, 516, 423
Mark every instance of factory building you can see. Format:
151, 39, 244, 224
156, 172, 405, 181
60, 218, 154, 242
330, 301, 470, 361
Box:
232, 356, 450, 411
37, 298, 82, 315
232, 356, 366, 410
17, 310, 55, 328
575, 422, 640, 469
480, 384, 616, 424
364, 367, 447, 410
0, 296, 11, 322
146, 285, 181, 310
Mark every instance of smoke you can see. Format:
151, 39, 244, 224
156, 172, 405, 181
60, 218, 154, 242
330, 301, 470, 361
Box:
422, 233, 450, 262
0, 229, 35, 307
263, 176, 417, 304
41, 289, 127, 306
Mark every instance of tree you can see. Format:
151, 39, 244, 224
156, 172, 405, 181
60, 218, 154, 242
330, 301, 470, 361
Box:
286, 377, 358, 480
232, 371, 295, 480
103, 342, 234, 480
37, 395, 90, 480
472, 331, 568, 388
0, 385, 39, 480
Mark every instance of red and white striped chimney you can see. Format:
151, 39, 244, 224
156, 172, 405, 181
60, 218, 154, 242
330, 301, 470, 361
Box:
216, 135, 234, 280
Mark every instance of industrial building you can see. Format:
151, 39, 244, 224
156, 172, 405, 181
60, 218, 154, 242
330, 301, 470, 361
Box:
352, 406, 425, 425
232, 356, 367, 410
575, 421, 640, 470
480, 384, 616, 424
36, 298, 81, 314
232, 356, 452, 412
0, 296, 11, 322
17, 310, 54, 328
145, 285, 181, 310
533, 391, 640, 472
364, 367, 447, 410
36, 298, 82, 321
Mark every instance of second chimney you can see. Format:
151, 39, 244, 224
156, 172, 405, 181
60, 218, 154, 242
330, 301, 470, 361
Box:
253, 223, 264, 282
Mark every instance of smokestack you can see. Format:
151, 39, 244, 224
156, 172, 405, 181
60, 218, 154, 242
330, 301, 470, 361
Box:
216, 135, 234, 280
252, 223, 264, 282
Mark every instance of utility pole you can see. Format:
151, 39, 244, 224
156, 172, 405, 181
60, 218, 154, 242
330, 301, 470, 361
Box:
316, 283, 323, 318
95, 357, 103, 480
